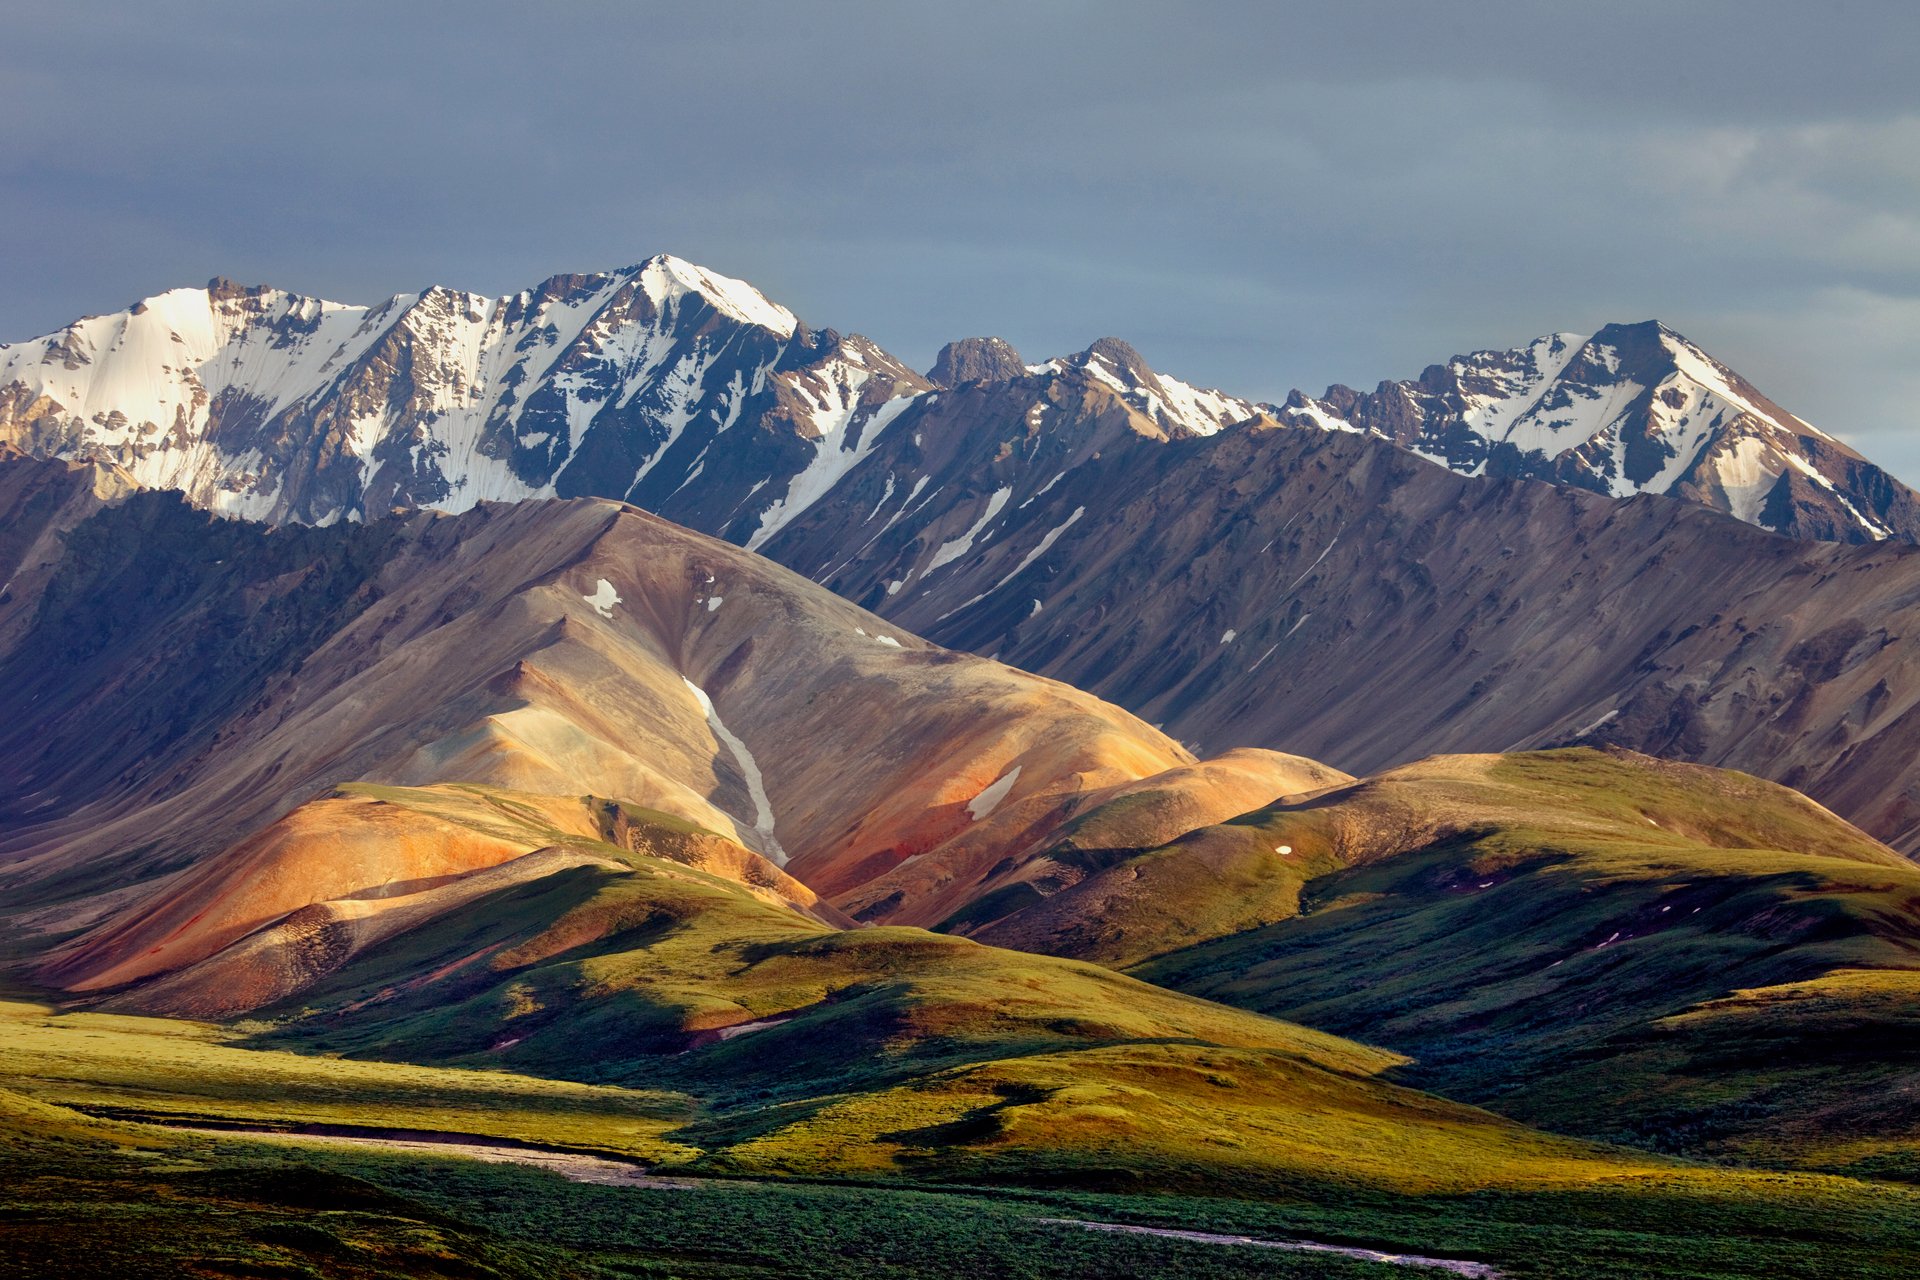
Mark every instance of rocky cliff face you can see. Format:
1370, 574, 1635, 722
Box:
823, 424, 1920, 854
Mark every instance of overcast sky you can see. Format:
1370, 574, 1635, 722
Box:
4, 2, 1917, 477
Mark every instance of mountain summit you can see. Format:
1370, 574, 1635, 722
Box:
1281, 320, 1918, 543
0, 255, 926, 536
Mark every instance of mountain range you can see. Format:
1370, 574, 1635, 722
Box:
6, 257, 1918, 853
7, 258, 1920, 1278
3, 255, 1910, 545
6, 448, 1919, 1176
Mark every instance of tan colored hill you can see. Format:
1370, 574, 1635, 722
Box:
60, 784, 850, 1013
0, 456, 1313, 1011
866, 747, 1350, 932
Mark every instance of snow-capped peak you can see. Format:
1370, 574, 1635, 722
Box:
635, 254, 798, 337
1277, 319, 1908, 543
1028, 337, 1265, 438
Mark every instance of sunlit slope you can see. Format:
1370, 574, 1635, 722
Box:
0, 472, 1320, 1000
1119, 750, 1920, 1161
839, 746, 1348, 929
11, 1043, 1920, 1280
118, 836, 1652, 1196
0, 1063, 586, 1279
63, 784, 845, 1016
0, 1000, 693, 1158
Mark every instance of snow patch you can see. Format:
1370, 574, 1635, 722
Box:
582, 578, 622, 617
926, 486, 1013, 573
1018, 469, 1068, 509
938, 505, 1086, 620
641, 255, 797, 337
966, 766, 1022, 821
714, 1015, 794, 1042
680, 676, 786, 865
1286, 537, 1339, 592
1572, 708, 1619, 738
748, 390, 919, 550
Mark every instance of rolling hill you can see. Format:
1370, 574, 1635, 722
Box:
977, 748, 1920, 1171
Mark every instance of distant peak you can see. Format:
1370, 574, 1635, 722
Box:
205, 276, 255, 301
1079, 336, 1155, 382
633, 254, 797, 337
927, 336, 1026, 387
1590, 319, 1668, 340
1565, 320, 1694, 383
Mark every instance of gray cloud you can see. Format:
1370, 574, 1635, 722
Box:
3, 1, 1917, 476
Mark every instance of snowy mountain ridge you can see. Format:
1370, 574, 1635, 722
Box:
2, 257, 1915, 546
0, 255, 896, 531
1278, 320, 1912, 543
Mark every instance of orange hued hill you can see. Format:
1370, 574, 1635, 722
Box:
0, 465, 1315, 1012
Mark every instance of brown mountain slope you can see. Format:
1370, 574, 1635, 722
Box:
0, 444, 136, 649
0, 454, 1312, 1009
782, 423, 1920, 854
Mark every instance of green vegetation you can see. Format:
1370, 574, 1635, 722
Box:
10, 1077, 1920, 1279
966, 818, 1342, 965
1131, 750, 1920, 1165
218, 847, 1660, 1195
0, 1088, 572, 1280
0, 1000, 693, 1159
10, 750, 1920, 1276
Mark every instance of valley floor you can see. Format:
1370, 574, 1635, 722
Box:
5, 998, 1920, 1280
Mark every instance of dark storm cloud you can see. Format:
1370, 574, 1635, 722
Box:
3, 1, 1917, 474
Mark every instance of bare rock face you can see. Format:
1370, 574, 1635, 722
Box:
0, 444, 137, 650
927, 337, 1027, 387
